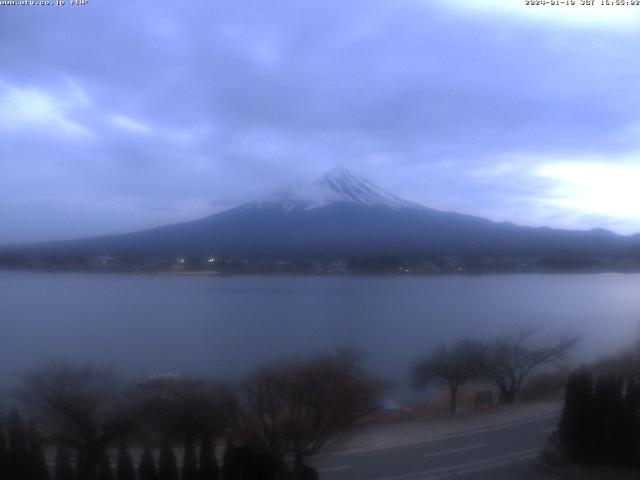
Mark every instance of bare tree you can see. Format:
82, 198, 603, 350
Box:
17, 363, 140, 480
481, 328, 580, 404
412, 340, 485, 415
135, 375, 226, 441
226, 351, 379, 475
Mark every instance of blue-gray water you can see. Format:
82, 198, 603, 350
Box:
1, 271, 639, 397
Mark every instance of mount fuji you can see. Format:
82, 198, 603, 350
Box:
4, 167, 639, 259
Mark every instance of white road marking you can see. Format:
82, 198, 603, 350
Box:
423, 443, 487, 458
318, 465, 352, 473
324, 411, 560, 456
456, 453, 537, 475
373, 447, 540, 480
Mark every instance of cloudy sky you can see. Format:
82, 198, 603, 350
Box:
2, 0, 640, 243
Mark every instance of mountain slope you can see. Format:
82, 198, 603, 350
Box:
3, 168, 639, 259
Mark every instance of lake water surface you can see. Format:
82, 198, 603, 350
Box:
1, 271, 639, 398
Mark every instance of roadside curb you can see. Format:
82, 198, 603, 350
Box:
537, 458, 582, 479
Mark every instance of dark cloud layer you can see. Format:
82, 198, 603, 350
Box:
2, 0, 640, 243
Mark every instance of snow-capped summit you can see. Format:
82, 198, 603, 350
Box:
256, 167, 421, 212
313, 167, 418, 208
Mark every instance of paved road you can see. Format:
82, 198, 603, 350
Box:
311, 410, 561, 480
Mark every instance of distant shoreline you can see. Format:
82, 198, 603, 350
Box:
2, 268, 640, 277
152, 270, 231, 277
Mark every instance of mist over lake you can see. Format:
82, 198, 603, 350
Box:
1, 271, 639, 398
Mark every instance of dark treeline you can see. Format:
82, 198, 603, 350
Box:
557, 347, 640, 468
0, 351, 379, 480
0, 412, 49, 480
3, 252, 639, 275
0, 412, 222, 480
